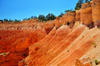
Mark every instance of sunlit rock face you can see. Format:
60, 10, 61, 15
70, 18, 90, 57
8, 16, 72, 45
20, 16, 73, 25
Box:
60, 14, 68, 25
18, 22, 100, 66
44, 20, 55, 34
0, 28, 47, 66
54, 17, 62, 29
92, 0, 100, 27
75, 10, 81, 22
1, 0, 100, 66
67, 12, 76, 28
81, 2, 94, 29
55, 12, 76, 29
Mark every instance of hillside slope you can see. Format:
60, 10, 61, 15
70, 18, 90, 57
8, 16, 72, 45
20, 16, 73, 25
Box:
18, 22, 100, 66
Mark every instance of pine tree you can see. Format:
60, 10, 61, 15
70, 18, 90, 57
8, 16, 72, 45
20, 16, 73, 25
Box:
75, 2, 81, 10
85, 0, 88, 3
75, 0, 84, 10
58, 12, 64, 17
79, 0, 84, 7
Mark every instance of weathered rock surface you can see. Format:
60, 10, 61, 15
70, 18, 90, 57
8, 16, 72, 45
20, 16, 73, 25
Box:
18, 21, 100, 66
81, 2, 93, 28
92, 0, 100, 27
54, 17, 61, 28
75, 10, 81, 21
1, 0, 100, 66
0, 28, 47, 66
44, 20, 55, 34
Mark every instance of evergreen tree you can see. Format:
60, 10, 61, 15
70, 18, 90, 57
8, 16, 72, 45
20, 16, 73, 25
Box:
46, 13, 56, 21
33, 16, 37, 19
0, 20, 3, 23
64, 10, 71, 12
79, 0, 84, 5
31, 16, 34, 19
9, 19, 12, 22
38, 15, 45, 22
23, 18, 27, 21
75, 2, 81, 10
58, 12, 64, 17
4, 19, 8, 22
28, 18, 31, 20
15, 19, 18, 22
75, 0, 84, 10
85, 0, 89, 3
79, 0, 84, 8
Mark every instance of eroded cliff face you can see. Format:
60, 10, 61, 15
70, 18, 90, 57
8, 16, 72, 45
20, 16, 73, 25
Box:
81, 2, 93, 28
18, 22, 100, 66
75, 10, 81, 21
0, 28, 47, 66
54, 0, 100, 29
54, 17, 62, 29
0, 0, 100, 66
44, 20, 55, 34
92, 0, 100, 27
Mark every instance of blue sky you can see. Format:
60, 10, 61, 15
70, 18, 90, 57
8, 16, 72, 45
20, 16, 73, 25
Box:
0, 0, 78, 21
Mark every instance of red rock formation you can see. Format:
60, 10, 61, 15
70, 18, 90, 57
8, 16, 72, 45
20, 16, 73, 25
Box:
92, 0, 100, 27
75, 10, 81, 21
61, 13, 68, 25
54, 17, 61, 28
55, 12, 76, 28
81, 2, 93, 28
1, 0, 100, 66
67, 12, 76, 28
18, 22, 100, 66
44, 20, 55, 34
0, 28, 47, 66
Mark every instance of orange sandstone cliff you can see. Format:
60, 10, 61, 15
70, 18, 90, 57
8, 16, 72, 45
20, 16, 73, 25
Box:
0, 0, 100, 66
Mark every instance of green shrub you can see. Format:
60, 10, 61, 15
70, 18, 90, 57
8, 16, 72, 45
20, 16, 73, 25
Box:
98, 27, 100, 29
26, 63, 28, 65
75, 8, 80, 10
87, 1, 90, 4
93, 43, 96, 45
95, 59, 98, 65
70, 10, 76, 13
23, 59, 25, 62
82, 36, 84, 38
3, 53, 6, 55
93, 43, 97, 48
67, 50, 69, 52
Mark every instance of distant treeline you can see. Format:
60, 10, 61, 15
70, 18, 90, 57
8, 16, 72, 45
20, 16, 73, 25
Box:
0, 13, 64, 23
0, 0, 92, 23
0, 19, 21, 23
